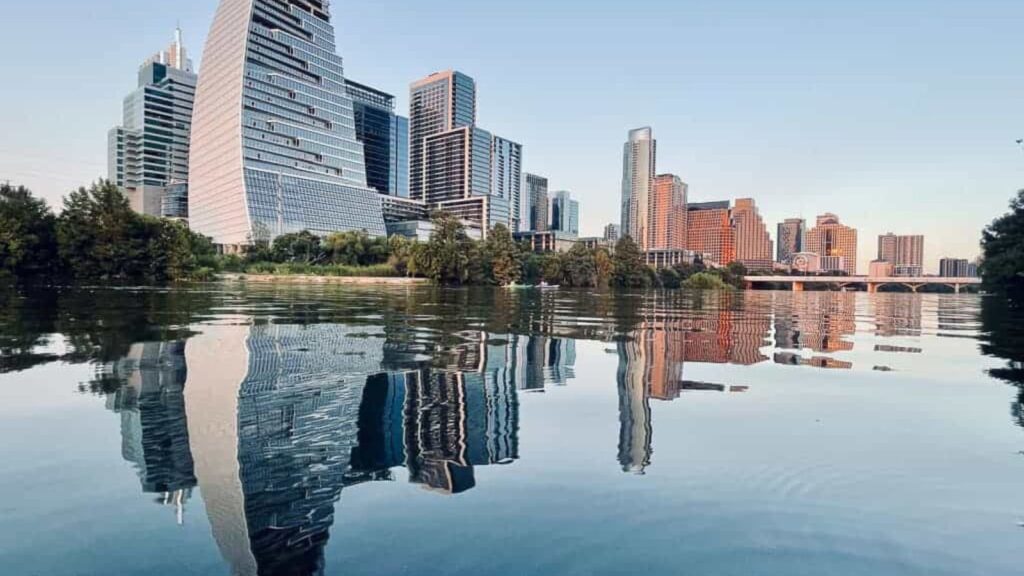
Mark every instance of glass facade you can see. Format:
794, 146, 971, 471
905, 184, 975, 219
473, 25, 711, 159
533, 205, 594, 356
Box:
190, 0, 385, 245
391, 115, 409, 198
108, 33, 197, 217
161, 182, 189, 220
524, 173, 549, 232
550, 190, 580, 237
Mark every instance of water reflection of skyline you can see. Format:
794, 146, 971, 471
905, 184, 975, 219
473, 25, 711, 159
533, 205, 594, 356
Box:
32, 288, 995, 576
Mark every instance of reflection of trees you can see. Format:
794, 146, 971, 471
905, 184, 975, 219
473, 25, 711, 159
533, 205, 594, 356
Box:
980, 297, 1024, 428
0, 284, 213, 378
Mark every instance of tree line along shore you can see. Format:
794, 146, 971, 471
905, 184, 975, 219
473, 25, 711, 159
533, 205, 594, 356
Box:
1, 181, 1022, 295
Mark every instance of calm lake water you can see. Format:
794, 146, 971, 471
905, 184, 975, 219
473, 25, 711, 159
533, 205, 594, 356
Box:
0, 284, 1022, 576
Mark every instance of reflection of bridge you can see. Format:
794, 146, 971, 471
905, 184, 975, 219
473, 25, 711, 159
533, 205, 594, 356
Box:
744, 276, 982, 294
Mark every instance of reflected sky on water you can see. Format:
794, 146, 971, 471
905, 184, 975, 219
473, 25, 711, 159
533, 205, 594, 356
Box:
0, 285, 1021, 576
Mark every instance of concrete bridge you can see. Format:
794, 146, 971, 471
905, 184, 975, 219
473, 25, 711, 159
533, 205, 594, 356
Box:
743, 275, 983, 294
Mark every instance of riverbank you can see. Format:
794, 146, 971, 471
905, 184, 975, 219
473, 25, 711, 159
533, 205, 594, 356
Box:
220, 273, 428, 286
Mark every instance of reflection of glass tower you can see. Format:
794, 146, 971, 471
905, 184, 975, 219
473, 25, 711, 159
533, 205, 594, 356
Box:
103, 341, 196, 524
185, 322, 385, 576
616, 340, 653, 474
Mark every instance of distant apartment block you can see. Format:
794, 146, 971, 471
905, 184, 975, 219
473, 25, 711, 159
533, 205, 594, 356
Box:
650, 174, 687, 250
777, 218, 806, 263
687, 202, 735, 266
732, 198, 774, 271
939, 258, 979, 278
604, 223, 621, 242
410, 70, 476, 202
491, 135, 524, 231
878, 233, 924, 277
108, 28, 196, 217
806, 213, 858, 275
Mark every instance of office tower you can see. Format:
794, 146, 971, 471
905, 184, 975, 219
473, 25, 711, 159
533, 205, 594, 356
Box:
492, 135, 524, 231
108, 27, 196, 217
878, 233, 924, 276
940, 258, 979, 278
550, 190, 580, 236
649, 174, 688, 250
345, 79, 408, 198
189, 0, 386, 246
806, 213, 858, 275
409, 70, 477, 202
621, 127, 656, 247
777, 218, 806, 263
391, 115, 410, 198
732, 198, 774, 271
687, 202, 735, 265
524, 173, 550, 232
604, 223, 620, 242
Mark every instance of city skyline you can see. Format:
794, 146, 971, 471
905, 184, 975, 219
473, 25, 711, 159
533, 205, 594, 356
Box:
2, 0, 1022, 270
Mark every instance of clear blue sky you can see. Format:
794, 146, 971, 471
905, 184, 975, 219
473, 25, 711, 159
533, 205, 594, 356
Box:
2, 0, 1022, 271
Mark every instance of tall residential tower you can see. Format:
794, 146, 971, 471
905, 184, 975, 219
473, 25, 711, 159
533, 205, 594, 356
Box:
188, 0, 386, 246
621, 127, 656, 248
777, 218, 806, 263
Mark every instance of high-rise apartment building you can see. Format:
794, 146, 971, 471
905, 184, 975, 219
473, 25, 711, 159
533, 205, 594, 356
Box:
550, 191, 580, 236
408, 70, 519, 234
777, 218, 806, 263
806, 213, 858, 275
687, 202, 735, 265
523, 173, 549, 232
344, 79, 408, 198
939, 258, 979, 278
732, 198, 774, 271
621, 127, 656, 247
491, 135, 524, 231
878, 233, 924, 276
604, 223, 621, 242
650, 174, 687, 250
188, 0, 386, 246
108, 27, 197, 217
409, 71, 476, 202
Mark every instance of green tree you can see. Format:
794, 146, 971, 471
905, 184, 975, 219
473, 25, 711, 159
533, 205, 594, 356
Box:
0, 183, 56, 278
271, 230, 322, 264
482, 224, 522, 285
419, 212, 475, 284
981, 189, 1024, 294
56, 181, 150, 280
684, 271, 730, 290
561, 244, 598, 287
387, 234, 417, 276
323, 230, 389, 266
611, 236, 649, 288
594, 248, 614, 288
658, 267, 682, 289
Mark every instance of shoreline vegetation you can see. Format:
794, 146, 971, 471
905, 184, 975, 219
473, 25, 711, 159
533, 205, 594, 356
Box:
1, 180, 1020, 294
0, 180, 747, 291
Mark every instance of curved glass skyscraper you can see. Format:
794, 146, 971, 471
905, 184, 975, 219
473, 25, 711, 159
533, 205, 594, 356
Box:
189, 0, 386, 246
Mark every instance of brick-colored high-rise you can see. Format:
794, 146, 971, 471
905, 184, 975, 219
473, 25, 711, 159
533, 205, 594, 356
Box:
806, 213, 858, 275
731, 198, 773, 271
687, 202, 735, 265
649, 174, 688, 250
